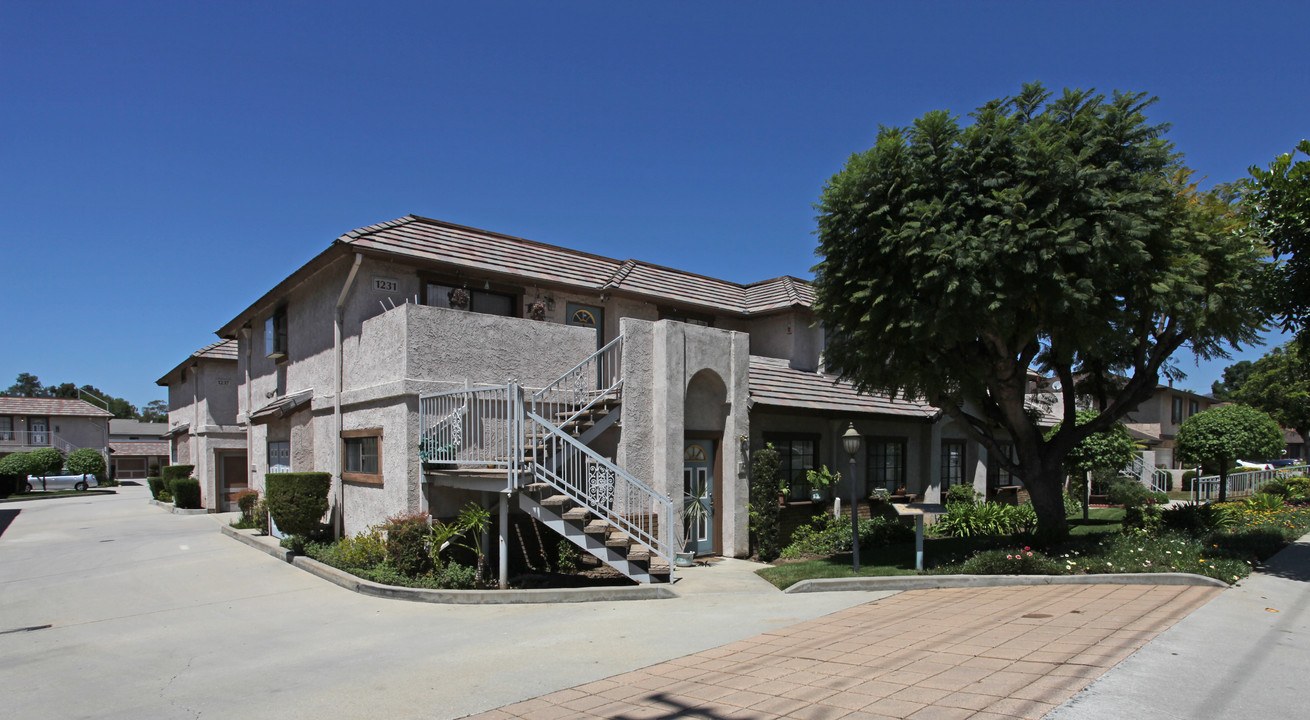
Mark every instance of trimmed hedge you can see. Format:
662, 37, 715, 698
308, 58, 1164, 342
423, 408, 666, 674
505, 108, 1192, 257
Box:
0, 473, 22, 498
147, 477, 167, 500
162, 464, 194, 482
265, 472, 332, 544
171, 478, 202, 509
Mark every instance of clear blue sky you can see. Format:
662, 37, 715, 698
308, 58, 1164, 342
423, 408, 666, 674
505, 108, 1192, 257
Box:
2, 1, 1305, 409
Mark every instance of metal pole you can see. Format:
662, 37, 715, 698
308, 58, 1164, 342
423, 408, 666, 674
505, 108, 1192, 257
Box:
915, 515, 924, 571
498, 492, 509, 590
849, 455, 860, 573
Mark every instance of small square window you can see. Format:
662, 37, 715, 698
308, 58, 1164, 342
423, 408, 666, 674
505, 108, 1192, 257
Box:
342, 429, 383, 485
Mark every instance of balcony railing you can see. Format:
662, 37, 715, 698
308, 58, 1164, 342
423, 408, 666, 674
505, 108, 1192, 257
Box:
0, 430, 79, 454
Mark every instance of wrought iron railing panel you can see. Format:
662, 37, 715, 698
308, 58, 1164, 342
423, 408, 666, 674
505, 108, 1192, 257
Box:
525, 410, 674, 564
1192, 464, 1310, 502
418, 384, 522, 484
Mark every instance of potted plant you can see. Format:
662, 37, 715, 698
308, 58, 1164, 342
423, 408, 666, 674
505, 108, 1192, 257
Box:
675, 486, 711, 567
448, 287, 470, 310
806, 465, 842, 517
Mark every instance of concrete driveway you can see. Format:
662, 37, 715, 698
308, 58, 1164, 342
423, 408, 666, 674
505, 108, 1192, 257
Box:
0, 485, 882, 720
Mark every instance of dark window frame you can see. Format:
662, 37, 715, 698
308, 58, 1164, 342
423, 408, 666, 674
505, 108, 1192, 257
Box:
987, 442, 1019, 489
342, 428, 383, 485
867, 437, 908, 492
265, 306, 288, 360
1188, 399, 1199, 418
1171, 396, 1185, 424
420, 275, 520, 318
941, 439, 967, 493
0, 415, 12, 441
763, 433, 819, 502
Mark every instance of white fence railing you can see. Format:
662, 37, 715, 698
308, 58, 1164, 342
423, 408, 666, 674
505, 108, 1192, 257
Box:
525, 410, 674, 566
1121, 453, 1171, 494
0, 431, 80, 455
418, 384, 523, 487
531, 335, 623, 431
1192, 464, 1310, 502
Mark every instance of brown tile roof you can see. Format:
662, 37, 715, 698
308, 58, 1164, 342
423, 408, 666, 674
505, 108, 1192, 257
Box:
0, 397, 113, 418
748, 356, 938, 419
157, 339, 239, 385
340, 216, 814, 316
109, 441, 169, 456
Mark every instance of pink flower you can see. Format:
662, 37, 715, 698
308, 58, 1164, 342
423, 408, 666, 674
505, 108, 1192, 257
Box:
1007, 555, 1014, 560
1025, 552, 1033, 557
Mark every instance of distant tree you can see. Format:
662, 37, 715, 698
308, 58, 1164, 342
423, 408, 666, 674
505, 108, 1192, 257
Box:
1045, 410, 1137, 519
1246, 140, 1310, 344
140, 400, 169, 423
27, 447, 66, 491
5, 373, 50, 397
1232, 343, 1310, 444
1211, 360, 1255, 402
1176, 405, 1284, 502
66, 448, 107, 479
813, 83, 1268, 537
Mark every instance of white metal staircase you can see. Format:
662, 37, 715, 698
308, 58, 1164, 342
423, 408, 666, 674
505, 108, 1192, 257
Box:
1120, 453, 1171, 494
418, 335, 674, 584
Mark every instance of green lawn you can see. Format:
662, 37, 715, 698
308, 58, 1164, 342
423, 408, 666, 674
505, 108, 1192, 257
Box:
756, 508, 1127, 590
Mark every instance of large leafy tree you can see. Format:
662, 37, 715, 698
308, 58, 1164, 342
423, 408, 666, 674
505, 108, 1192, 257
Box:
1232, 342, 1310, 444
1045, 410, 1136, 520
1176, 405, 1284, 502
28, 447, 65, 491
140, 400, 169, 423
1246, 140, 1310, 344
5, 373, 51, 397
813, 84, 1267, 537
4, 374, 140, 419
1210, 359, 1254, 402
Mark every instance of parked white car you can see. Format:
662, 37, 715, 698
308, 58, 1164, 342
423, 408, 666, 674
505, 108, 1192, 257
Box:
26, 474, 100, 492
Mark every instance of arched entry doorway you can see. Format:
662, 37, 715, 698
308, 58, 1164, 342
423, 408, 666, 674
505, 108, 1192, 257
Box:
683, 369, 727, 556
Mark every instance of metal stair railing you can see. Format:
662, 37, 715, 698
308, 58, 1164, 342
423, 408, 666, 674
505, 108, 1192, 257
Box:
1120, 453, 1171, 494
525, 409, 674, 567
1192, 464, 1310, 502
531, 335, 624, 432
418, 383, 524, 487
0, 430, 80, 455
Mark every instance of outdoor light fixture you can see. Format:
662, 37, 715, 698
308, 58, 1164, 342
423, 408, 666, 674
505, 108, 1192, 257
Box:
842, 422, 862, 573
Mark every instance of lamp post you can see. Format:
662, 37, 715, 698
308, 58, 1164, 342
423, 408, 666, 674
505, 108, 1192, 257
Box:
842, 422, 862, 573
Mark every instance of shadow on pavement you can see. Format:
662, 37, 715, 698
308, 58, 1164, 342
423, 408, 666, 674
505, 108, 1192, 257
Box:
616, 693, 735, 719
1257, 541, 1310, 583
0, 509, 19, 538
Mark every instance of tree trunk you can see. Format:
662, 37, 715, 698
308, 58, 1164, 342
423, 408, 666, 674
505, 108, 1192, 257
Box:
1218, 467, 1228, 503
1025, 463, 1070, 540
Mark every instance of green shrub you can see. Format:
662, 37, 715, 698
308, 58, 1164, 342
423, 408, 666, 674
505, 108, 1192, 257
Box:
748, 444, 784, 561
779, 514, 913, 559
254, 498, 270, 535
960, 548, 1064, 575
1123, 500, 1165, 536
316, 527, 387, 569
171, 478, 202, 509
28, 448, 65, 488
1106, 477, 1149, 507
944, 484, 980, 506
1162, 502, 1235, 533
162, 464, 194, 481
265, 472, 332, 551
933, 501, 1037, 537
1063, 491, 1082, 517
1285, 477, 1310, 500
157, 489, 173, 503
383, 512, 434, 577
435, 562, 478, 589
1245, 493, 1286, 512
66, 448, 106, 478
147, 477, 167, 500
236, 490, 259, 518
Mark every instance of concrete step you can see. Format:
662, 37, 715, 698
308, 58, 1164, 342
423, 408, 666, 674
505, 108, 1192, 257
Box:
605, 533, 632, 550
562, 507, 591, 522
540, 494, 573, 510
583, 519, 610, 536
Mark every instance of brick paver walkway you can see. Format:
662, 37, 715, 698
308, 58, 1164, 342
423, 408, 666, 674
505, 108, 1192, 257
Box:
469, 583, 1219, 720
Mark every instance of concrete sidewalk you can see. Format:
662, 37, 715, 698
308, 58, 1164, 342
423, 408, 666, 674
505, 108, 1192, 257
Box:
1047, 532, 1310, 720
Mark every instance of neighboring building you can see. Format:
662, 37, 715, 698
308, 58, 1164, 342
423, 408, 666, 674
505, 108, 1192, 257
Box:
156, 340, 247, 511
0, 397, 112, 464
199, 215, 1011, 583
1121, 386, 1217, 469
107, 419, 169, 479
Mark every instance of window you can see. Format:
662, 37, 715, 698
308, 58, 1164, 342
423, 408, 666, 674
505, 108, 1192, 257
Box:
1171, 396, 1184, 424
1189, 399, 1199, 417
424, 282, 516, 317
765, 435, 817, 501
267, 440, 291, 473
987, 443, 1019, 489
941, 440, 966, 494
265, 307, 288, 359
342, 429, 383, 485
658, 307, 713, 327
868, 438, 907, 492
0, 416, 11, 441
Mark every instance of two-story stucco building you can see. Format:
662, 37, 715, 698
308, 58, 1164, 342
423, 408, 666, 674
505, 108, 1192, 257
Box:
182, 215, 1021, 584
0, 397, 112, 466
157, 340, 247, 510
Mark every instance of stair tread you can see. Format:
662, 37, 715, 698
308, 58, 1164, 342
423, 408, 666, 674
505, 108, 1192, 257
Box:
541, 494, 573, 508
562, 507, 591, 521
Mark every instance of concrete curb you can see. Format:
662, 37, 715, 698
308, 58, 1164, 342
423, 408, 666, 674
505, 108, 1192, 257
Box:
785, 572, 1228, 593
148, 498, 209, 515
0, 490, 117, 504
220, 525, 678, 604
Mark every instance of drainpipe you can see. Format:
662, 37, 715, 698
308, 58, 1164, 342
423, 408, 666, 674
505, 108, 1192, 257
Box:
334, 253, 364, 539
241, 327, 252, 496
